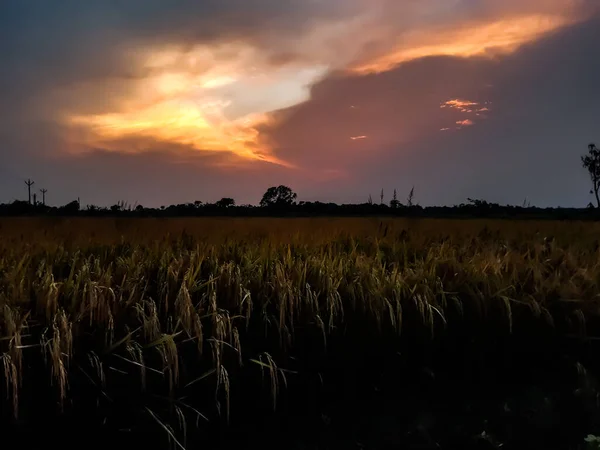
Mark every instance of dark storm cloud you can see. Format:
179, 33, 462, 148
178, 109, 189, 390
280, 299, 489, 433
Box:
262, 16, 600, 206
259, 56, 492, 169
0, 0, 354, 93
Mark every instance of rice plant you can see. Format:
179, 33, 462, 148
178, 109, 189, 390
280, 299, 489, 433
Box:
1, 217, 600, 449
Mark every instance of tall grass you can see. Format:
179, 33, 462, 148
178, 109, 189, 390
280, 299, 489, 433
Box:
1, 217, 600, 449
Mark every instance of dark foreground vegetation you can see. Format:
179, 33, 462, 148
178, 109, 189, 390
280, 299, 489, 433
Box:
2, 218, 600, 450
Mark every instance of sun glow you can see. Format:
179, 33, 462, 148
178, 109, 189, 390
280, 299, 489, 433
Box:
64, 42, 326, 167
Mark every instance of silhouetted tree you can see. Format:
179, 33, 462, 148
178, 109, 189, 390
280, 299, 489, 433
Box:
368, 194, 373, 205
582, 143, 600, 208
380, 189, 384, 205
216, 197, 235, 208
25, 179, 34, 205
467, 198, 490, 208
260, 186, 297, 207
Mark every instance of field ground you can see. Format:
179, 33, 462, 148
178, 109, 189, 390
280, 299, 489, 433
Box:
2, 217, 600, 449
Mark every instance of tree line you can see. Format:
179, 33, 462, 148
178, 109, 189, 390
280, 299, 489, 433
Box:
0, 143, 598, 219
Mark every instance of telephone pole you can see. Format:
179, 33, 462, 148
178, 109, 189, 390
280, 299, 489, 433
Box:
25, 179, 35, 205
40, 189, 47, 206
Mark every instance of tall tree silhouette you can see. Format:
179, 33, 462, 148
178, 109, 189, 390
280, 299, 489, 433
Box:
260, 186, 297, 207
24, 179, 34, 205
582, 143, 600, 207
40, 188, 47, 206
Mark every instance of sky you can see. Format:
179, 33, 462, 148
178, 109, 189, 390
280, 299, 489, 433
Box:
1, 0, 599, 207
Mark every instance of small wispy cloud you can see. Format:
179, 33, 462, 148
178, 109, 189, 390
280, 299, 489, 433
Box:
440, 98, 492, 131
350, 135, 367, 140
441, 99, 480, 110
456, 119, 474, 128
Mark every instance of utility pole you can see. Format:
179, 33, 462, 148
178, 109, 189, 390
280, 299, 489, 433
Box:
40, 189, 47, 206
25, 179, 35, 205
32, 193, 37, 206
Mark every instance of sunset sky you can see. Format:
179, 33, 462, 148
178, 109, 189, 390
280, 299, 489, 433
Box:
1, 0, 599, 207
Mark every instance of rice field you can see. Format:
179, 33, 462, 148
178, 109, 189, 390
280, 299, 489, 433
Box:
2, 217, 600, 450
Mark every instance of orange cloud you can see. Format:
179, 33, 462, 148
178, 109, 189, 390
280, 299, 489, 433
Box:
349, 14, 575, 75
439, 97, 492, 130
62, 42, 327, 167
442, 99, 480, 109
57, 3, 585, 170
68, 104, 283, 164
